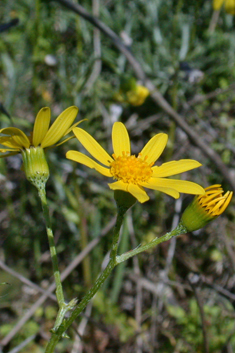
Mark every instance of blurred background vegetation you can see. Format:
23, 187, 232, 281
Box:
0, 0, 235, 352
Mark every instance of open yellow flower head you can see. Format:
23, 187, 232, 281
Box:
180, 185, 233, 232
66, 122, 205, 203
0, 106, 79, 189
213, 0, 225, 10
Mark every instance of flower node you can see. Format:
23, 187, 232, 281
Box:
110, 153, 153, 184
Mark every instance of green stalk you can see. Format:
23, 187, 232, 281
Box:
37, 186, 65, 308
44, 206, 126, 353
116, 223, 187, 264
44, 208, 187, 352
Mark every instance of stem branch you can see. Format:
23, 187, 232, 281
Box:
116, 223, 187, 264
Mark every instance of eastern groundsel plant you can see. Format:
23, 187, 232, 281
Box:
1, 111, 233, 353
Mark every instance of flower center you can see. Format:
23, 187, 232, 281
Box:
110, 152, 153, 184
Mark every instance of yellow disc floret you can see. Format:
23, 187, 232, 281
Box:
110, 152, 153, 184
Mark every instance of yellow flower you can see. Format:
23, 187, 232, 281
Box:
180, 185, 233, 232
0, 106, 79, 157
225, 0, 235, 14
126, 85, 150, 106
213, 0, 225, 10
114, 84, 149, 106
0, 106, 79, 189
66, 122, 205, 203
213, 0, 235, 14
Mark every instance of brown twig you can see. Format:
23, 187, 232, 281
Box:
186, 83, 235, 107
208, 10, 220, 33
202, 277, 235, 301
7, 335, 36, 353
54, 0, 235, 192
0, 260, 56, 301
84, 0, 102, 92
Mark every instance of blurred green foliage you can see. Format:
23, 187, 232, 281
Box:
167, 299, 235, 352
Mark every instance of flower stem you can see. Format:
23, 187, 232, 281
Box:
110, 206, 126, 259
37, 186, 65, 308
116, 222, 187, 264
44, 213, 187, 352
44, 206, 126, 353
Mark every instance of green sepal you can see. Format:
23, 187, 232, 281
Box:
180, 196, 215, 232
21, 147, 50, 191
114, 190, 137, 213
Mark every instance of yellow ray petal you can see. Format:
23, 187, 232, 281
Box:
108, 180, 128, 192
0, 136, 22, 149
32, 107, 51, 147
0, 127, 30, 148
62, 119, 87, 136
140, 133, 168, 165
112, 122, 131, 156
55, 120, 87, 147
152, 160, 202, 178
144, 177, 205, 195
41, 106, 78, 148
72, 128, 113, 167
0, 147, 19, 152
218, 191, 233, 214
108, 181, 149, 203
140, 179, 180, 198
127, 183, 149, 203
66, 150, 112, 177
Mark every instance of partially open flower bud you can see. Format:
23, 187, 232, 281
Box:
180, 185, 233, 232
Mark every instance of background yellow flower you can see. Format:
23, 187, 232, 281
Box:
213, 0, 235, 14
